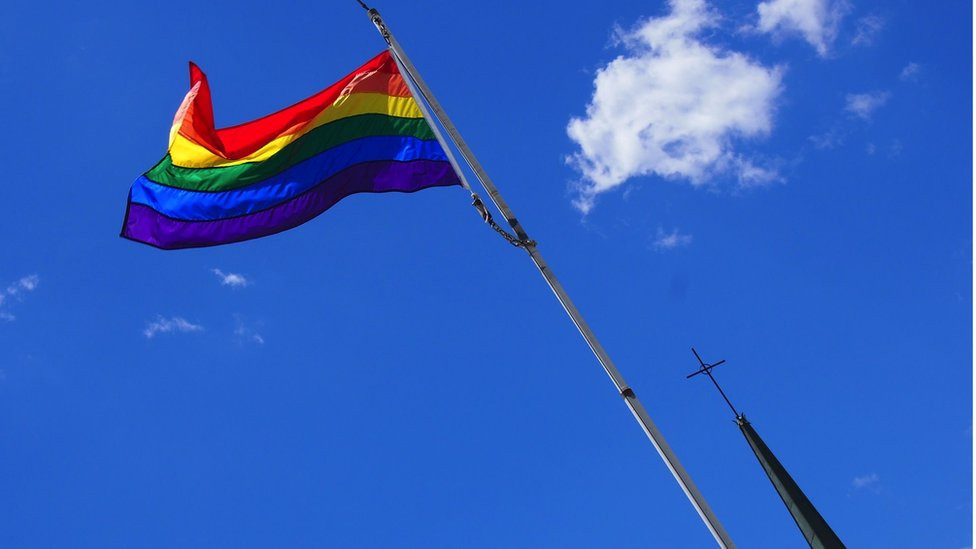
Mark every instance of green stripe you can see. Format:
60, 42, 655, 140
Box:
146, 114, 436, 192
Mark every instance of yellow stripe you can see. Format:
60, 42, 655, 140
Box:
169, 93, 425, 168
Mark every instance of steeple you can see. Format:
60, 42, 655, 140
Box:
687, 349, 846, 549
736, 415, 845, 549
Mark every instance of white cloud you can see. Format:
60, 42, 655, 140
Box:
567, 0, 783, 212
143, 316, 204, 339
845, 91, 890, 120
653, 227, 694, 250
899, 62, 921, 82
212, 268, 249, 288
756, 0, 849, 56
852, 472, 880, 491
0, 274, 39, 322
852, 15, 884, 46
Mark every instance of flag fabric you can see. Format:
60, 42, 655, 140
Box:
121, 51, 461, 249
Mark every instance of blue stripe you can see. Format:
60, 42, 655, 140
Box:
131, 135, 449, 220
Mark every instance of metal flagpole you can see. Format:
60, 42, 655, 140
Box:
357, 4, 734, 547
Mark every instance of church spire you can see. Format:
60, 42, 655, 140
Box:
687, 349, 846, 548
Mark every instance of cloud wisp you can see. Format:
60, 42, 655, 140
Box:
234, 315, 265, 345
567, 0, 783, 212
845, 91, 890, 120
653, 228, 693, 251
8, 275, 39, 293
899, 62, 921, 82
852, 15, 884, 46
756, 0, 849, 56
852, 472, 881, 493
212, 268, 250, 288
0, 274, 40, 321
143, 316, 205, 339
808, 128, 845, 150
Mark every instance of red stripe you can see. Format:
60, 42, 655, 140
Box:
180, 62, 222, 155
177, 50, 403, 159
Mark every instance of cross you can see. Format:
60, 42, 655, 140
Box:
686, 348, 740, 418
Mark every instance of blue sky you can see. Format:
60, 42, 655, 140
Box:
0, 0, 971, 547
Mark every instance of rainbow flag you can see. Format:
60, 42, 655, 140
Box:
121, 51, 461, 249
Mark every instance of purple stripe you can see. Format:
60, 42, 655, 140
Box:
122, 160, 461, 249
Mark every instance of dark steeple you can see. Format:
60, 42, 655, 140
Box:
736, 415, 845, 548
687, 349, 846, 549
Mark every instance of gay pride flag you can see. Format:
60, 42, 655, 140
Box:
121, 51, 461, 249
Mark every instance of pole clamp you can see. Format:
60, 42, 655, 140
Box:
365, 8, 392, 45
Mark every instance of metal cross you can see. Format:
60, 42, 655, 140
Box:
686, 348, 740, 418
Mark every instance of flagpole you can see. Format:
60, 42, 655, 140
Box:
359, 5, 735, 547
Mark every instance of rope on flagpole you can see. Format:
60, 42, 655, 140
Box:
471, 194, 535, 248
